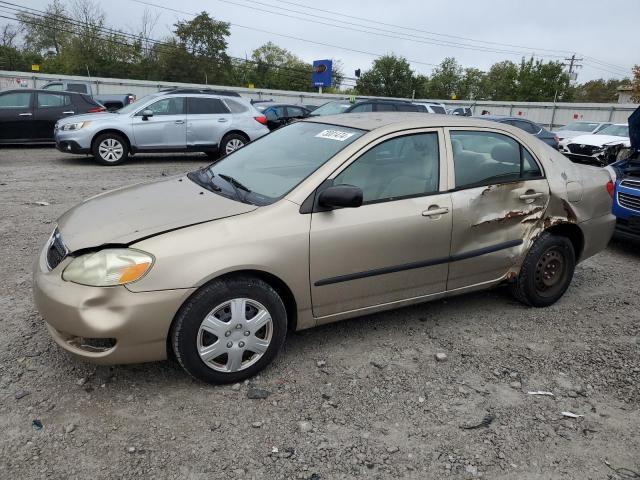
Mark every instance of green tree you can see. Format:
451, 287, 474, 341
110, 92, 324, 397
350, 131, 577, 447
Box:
573, 78, 631, 103
247, 42, 312, 91
427, 57, 463, 99
356, 54, 415, 97
458, 67, 487, 100
17, 0, 72, 55
483, 61, 519, 100
630, 65, 639, 102
516, 57, 571, 102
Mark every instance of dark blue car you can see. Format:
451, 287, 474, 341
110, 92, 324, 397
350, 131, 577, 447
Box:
476, 115, 559, 149
610, 107, 640, 241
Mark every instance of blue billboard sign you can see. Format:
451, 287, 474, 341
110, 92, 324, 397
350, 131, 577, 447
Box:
312, 59, 333, 88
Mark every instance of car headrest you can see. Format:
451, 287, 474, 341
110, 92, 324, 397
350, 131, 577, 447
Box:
491, 143, 519, 163
451, 138, 463, 155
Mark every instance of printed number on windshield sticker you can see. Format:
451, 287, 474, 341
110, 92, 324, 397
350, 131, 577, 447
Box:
315, 130, 356, 141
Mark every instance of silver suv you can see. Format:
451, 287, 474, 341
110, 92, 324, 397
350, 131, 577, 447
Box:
54, 92, 270, 165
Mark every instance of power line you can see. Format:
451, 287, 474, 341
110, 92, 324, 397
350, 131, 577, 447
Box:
0, 6, 357, 88
271, 0, 631, 75
205, 0, 568, 60
131, 0, 438, 69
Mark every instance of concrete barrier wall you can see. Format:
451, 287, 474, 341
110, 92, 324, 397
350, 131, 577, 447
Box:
1, 70, 637, 129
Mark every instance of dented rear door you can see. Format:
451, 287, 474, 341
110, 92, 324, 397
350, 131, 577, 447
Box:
445, 129, 550, 290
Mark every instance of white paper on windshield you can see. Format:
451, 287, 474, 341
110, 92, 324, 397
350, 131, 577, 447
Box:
315, 129, 355, 141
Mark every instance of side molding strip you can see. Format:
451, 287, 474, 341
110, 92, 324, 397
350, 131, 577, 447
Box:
314, 239, 523, 287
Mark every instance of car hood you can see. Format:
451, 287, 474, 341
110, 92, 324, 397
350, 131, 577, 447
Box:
567, 134, 630, 147
555, 129, 593, 139
58, 112, 120, 125
57, 175, 257, 252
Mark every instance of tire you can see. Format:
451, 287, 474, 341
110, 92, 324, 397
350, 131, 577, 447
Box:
93, 133, 129, 166
510, 232, 575, 307
219, 133, 248, 157
171, 275, 287, 384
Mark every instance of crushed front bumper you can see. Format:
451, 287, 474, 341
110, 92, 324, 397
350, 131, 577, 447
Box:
33, 242, 194, 364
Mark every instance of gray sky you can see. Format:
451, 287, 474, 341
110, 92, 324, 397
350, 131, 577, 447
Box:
17, 0, 640, 84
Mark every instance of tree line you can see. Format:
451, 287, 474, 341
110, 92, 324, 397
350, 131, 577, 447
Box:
0, 0, 637, 103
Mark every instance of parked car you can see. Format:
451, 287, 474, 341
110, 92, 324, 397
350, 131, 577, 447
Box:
34, 113, 615, 384
309, 100, 353, 116
54, 92, 269, 165
449, 106, 473, 116
560, 124, 630, 165
311, 99, 424, 116
253, 102, 311, 130
0, 89, 105, 144
158, 87, 241, 97
413, 102, 447, 114
554, 121, 612, 142
609, 107, 640, 241
477, 115, 559, 149
42, 80, 135, 111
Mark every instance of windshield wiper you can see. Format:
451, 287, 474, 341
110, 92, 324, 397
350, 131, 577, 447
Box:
218, 173, 253, 204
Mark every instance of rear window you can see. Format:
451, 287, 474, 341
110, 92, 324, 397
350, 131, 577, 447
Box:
188, 97, 230, 114
224, 99, 249, 113
395, 103, 419, 112
67, 83, 89, 94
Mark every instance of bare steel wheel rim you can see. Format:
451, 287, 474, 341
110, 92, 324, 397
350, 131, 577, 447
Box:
225, 138, 245, 154
98, 138, 124, 162
534, 247, 566, 297
197, 298, 273, 373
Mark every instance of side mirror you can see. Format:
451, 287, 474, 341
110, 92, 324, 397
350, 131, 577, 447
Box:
141, 109, 154, 120
318, 185, 363, 209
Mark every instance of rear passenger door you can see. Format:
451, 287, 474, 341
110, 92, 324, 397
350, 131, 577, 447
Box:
34, 92, 75, 140
187, 97, 231, 148
446, 129, 549, 290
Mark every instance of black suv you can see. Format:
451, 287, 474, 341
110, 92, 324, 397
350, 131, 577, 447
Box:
344, 99, 425, 113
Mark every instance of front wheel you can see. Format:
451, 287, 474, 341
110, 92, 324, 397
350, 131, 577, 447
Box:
510, 232, 576, 307
93, 133, 129, 166
171, 276, 287, 384
220, 133, 248, 157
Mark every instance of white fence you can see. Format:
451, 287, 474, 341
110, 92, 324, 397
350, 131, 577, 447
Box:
1, 70, 637, 129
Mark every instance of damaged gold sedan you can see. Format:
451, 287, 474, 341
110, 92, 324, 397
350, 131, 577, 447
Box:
34, 113, 615, 384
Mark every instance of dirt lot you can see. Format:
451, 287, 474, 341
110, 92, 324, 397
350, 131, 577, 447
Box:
0, 146, 638, 480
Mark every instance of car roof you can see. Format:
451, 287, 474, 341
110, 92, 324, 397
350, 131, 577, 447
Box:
1, 88, 87, 95
303, 112, 506, 132
476, 115, 537, 122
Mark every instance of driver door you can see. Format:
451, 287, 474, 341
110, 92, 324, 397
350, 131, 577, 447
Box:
309, 130, 452, 320
132, 97, 187, 149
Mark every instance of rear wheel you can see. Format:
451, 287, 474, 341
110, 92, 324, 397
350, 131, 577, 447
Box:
171, 276, 287, 384
93, 133, 128, 166
510, 232, 575, 307
220, 133, 248, 157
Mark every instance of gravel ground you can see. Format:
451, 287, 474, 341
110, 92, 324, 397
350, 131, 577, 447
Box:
0, 146, 639, 480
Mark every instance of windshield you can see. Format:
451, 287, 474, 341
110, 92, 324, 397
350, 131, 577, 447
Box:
116, 94, 157, 114
597, 124, 629, 137
562, 122, 600, 132
190, 122, 364, 205
310, 101, 351, 116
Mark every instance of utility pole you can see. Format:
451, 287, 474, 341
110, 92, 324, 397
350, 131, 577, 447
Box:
563, 54, 583, 83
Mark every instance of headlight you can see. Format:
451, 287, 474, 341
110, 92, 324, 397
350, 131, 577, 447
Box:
61, 121, 91, 131
62, 249, 154, 287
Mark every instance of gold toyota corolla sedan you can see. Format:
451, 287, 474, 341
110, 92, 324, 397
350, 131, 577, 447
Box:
34, 113, 615, 384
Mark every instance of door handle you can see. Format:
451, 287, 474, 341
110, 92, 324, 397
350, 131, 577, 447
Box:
174, 120, 185, 124
218, 118, 228, 123
519, 192, 543, 201
19, 112, 32, 116
62, 111, 74, 115
422, 206, 450, 217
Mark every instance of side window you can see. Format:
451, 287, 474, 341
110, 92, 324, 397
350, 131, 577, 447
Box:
224, 99, 248, 113
450, 131, 542, 189
334, 133, 440, 203
0, 92, 32, 108
396, 103, 418, 112
376, 103, 396, 112
187, 97, 229, 114
67, 83, 89, 94
264, 108, 278, 121
514, 120, 539, 134
287, 106, 305, 117
42, 84, 63, 91
143, 97, 185, 115
350, 103, 372, 113
37, 93, 71, 108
